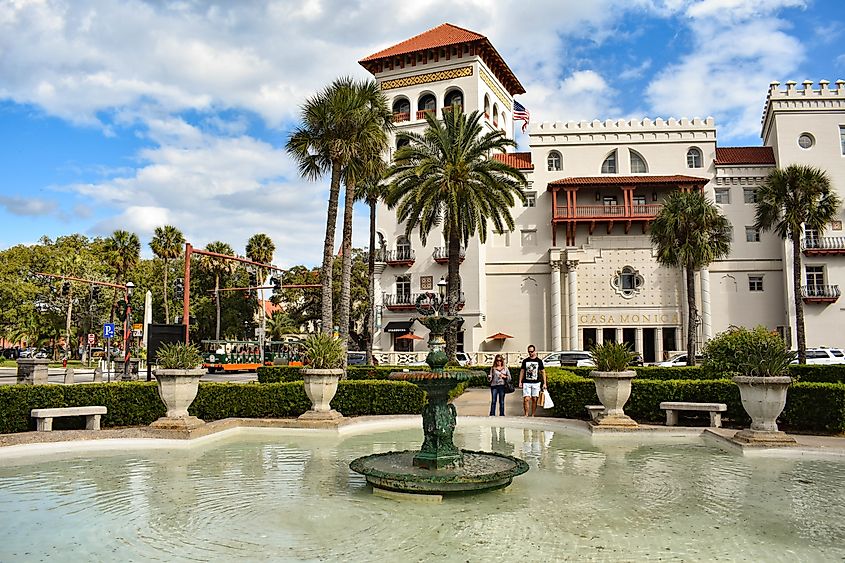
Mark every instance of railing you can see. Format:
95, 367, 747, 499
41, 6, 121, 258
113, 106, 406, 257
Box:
800, 285, 841, 302
382, 292, 465, 310
416, 109, 435, 120
802, 237, 845, 254
433, 246, 465, 263
554, 203, 663, 220
392, 112, 410, 123
384, 249, 415, 265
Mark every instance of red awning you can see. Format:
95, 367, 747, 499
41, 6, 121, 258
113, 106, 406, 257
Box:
487, 332, 513, 340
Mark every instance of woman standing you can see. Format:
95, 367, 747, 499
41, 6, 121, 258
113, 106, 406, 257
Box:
488, 355, 510, 416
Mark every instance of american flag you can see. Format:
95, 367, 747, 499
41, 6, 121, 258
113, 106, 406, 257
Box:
513, 100, 530, 133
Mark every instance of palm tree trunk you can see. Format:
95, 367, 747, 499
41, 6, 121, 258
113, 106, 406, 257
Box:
338, 178, 355, 359
214, 274, 221, 341
366, 199, 376, 366
445, 228, 461, 363
65, 288, 73, 359
163, 258, 170, 324
320, 164, 343, 334
685, 263, 697, 366
793, 232, 806, 364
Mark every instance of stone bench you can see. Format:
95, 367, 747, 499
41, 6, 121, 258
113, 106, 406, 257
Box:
586, 405, 605, 421
30, 406, 107, 432
659, 402, 727, 428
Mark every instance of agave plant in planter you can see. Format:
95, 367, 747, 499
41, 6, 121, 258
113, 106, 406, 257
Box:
589, 342, 638, 427
150, 342, 206, 430
299, 332, 345, 420
729, 330, 798, 446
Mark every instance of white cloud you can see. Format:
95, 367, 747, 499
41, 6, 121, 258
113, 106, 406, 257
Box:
0, 196, 58, 216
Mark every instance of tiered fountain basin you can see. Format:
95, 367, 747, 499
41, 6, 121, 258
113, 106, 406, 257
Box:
349, 370, 528, 495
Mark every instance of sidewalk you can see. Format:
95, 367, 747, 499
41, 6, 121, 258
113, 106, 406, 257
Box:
452, 387, 554, 417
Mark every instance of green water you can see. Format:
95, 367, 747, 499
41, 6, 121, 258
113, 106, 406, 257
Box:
0, 426, 843, 562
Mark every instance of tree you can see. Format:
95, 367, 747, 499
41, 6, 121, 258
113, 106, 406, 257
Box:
754, 165, 842, 363
386, 109, 527, 361
103, 230, 140, 323
287, 77, 385, 335
149, 225, 185, 324
266, 311, 300, 340
200, 241, 236, 340
246, 233, 276, 360
650, 190, 731, 366
357, 173, 389, 365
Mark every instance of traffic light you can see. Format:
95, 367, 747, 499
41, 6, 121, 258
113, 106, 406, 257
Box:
174, 278, 184, 300
61, 282, 70, 296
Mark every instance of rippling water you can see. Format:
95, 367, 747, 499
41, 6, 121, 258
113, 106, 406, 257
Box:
1, 426, 844, 562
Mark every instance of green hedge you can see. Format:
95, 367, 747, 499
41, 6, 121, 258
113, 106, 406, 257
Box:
258, 365, 490, 387
544, 370, 845, 433
562, 364, 845, 383
0, 380, 425, 435
787, 364, 845, 383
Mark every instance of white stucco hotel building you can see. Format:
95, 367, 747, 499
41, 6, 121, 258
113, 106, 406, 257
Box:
359, 23, 845, 364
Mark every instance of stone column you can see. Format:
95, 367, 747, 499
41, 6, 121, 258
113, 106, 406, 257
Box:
700, 267, 712, 342
656, 328, 664, 361
635, 328, 643, 355
566, 260, 579, 350
550, 260, 562, 351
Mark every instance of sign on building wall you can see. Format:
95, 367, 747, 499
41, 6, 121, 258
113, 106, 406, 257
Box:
578, 310, 681, 326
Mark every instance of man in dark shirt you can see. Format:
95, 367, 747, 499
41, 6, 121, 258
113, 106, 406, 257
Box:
519, 345, 546, 417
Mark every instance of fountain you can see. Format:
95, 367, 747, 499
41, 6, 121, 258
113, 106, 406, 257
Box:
350, 290, 528, 495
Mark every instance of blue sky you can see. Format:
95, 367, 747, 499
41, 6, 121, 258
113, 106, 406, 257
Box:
1, 0, 843, 266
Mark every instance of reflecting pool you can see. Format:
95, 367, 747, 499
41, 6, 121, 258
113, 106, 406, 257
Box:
1, 425, 844, 561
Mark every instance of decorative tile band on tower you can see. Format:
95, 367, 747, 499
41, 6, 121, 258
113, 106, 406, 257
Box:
380, 66, 473, 91
480, 68, 512, 110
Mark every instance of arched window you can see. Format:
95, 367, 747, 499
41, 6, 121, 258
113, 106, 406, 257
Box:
396, 137, 409, 150
501, 112, 506, 130
395, 275, 411, 301
484, 95, 490, 118
687, 147, 703, 168
492, 103, 499, 127
392, 98, 410, 122
396, 235, 411, 261
629, 150, 648, 173
547, 151, 562, 172
444, 89, 463, 111
601, 150, 617, 174
418, 94, 436, 117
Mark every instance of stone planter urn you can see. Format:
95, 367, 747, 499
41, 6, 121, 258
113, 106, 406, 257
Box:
732, 376, 796, 446
299, 368, 343, 420
150, 368, 206, 430
589, 370, 638, 427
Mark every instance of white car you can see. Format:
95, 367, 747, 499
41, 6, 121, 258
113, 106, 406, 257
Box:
542, 351, 595, 368
656, 353, 703, 367
799, 348, 845, 365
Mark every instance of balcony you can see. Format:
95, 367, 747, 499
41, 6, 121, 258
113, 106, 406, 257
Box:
384, 249, 415, 267
433, 246, 465, 264
391, 112, 410, 123
802, 237, 845, 256
800, 285, 841, 304
416, 109, 435, 120
383, 292, 465, 312
554, 203, 663, 220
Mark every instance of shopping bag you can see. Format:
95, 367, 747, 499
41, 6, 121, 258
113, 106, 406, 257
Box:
542, 389, 554, 409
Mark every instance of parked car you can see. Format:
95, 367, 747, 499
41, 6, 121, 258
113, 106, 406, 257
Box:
347, 351, 367, 365
793, 348, 845, 365
542, 351, 596, 368
656, 353, 703, 367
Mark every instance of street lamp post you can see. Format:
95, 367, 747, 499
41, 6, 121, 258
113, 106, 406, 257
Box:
123, 281, 135, 381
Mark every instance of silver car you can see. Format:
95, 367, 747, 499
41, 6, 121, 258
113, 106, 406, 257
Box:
542, 351, 595, 367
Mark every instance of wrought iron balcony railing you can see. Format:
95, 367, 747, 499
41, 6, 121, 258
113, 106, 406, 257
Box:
802, 237, 845, 255
383, 292, 465, 310
433, 246, 465, 264
800, 285, 841, 303
384, 249, 415, 266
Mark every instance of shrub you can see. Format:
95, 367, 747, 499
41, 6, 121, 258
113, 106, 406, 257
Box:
702, 325, 788, 378
155, 342, 203, 369
301, 333, 344, 369
788, 364, 845, 383
591, 341, 637, 372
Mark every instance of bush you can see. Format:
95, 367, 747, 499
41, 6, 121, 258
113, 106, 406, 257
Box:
0, 380, 426, 434
155, 342, 203, 369
564, 365, 709, 381
258, 364, 492, 386
591, 341, 637, 371
702, 325, 788, 378
787, 364, 845, 383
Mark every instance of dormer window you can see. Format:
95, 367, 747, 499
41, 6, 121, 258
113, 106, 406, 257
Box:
601, 151, 618, 174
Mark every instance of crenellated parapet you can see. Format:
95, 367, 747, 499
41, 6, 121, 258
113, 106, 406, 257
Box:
761, 79, 845, 138
529, 117, 716, 144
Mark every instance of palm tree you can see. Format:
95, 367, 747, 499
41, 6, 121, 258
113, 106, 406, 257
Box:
386, 109, 528, 360
754, 165, 841, 363
288, 77, 381, 335
357, 172, 389, 365
337, 82, 392, 354
651, 191, 731, 366
246, 233, 276, 361
103, 230, 140, 323
149, 225, 185, 324
200, 241, 236, 340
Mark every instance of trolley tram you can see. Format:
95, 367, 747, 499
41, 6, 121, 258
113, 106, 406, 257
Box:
201, 339, 303, 373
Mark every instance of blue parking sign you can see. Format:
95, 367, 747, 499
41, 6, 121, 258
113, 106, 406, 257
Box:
103, 323, 115, 339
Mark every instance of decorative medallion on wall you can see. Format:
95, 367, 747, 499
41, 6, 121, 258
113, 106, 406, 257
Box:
420, 276, 433, 290
610, 266, 644, 299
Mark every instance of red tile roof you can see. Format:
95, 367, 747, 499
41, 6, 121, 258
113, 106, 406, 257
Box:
493, 152, 533, 170
359, 23, 525, 95
549, 175, 709, 188
715, 147, 775, 165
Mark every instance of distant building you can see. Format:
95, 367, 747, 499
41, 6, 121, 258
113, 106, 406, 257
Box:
359, 23, 845, 362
